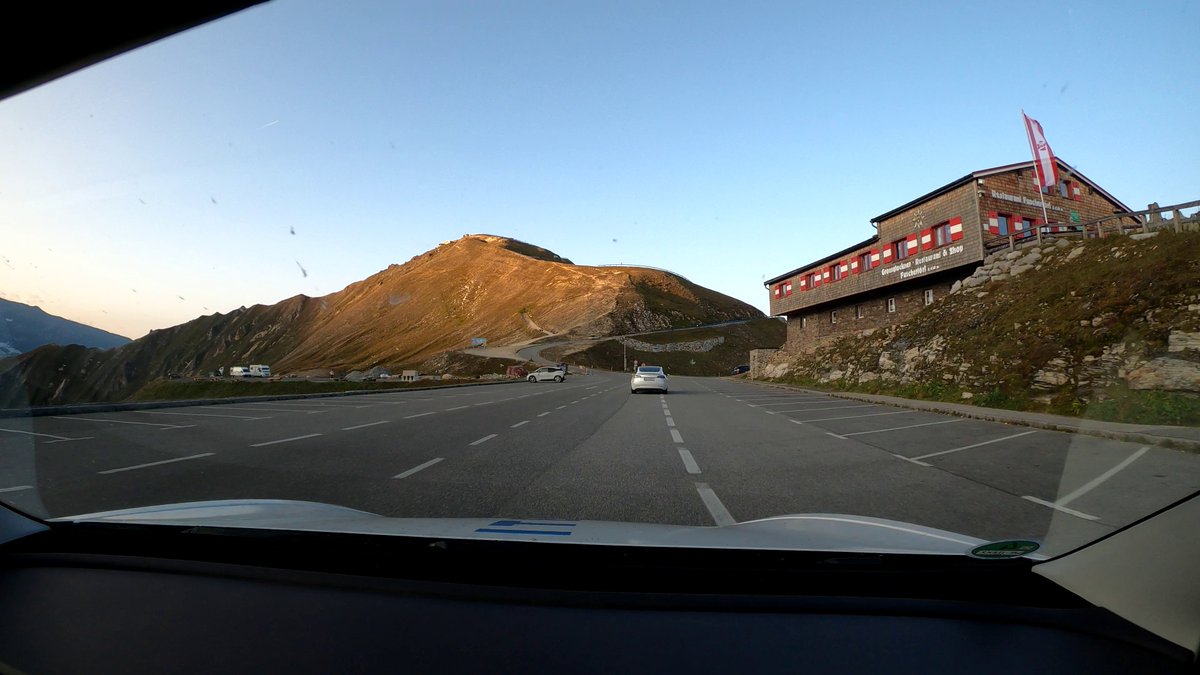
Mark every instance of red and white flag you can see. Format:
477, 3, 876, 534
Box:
1023, 111, 1059, 188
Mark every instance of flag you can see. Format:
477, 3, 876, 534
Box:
1023, 111, 1059, 188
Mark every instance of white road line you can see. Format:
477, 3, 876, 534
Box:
893, 453, 932, 467
132, 411, 269, 420
1021, 496, 1101, 521
556, 405, 567, 409
665, 417, 676, 427
160, 425, 197, 431
792, 410, 908, 423
789, 419, 804, 425
0, 485, 33, 493
510, 420, 530, 428
670, 429, 684, 443
393, 457, 444, 479
474, 402, 493, 406
763, 410, 776, 415
826, 432, 848, 440
250, 433, 323, 447
99, 453, 215, 475
341, 421, 389, 431
911, 430, 1038, 461
678, 448, 701, 474
696, 483, 735, 526
662, 409, 671, 416
212, 406, 330, 414
445, 405, 470, 411
538, 412, 551, 417
843, 418, 964, 437
586, 386, 598, 390
469, 434, 497, 446
52, 416, 182, 428
403, 412, 436, 419
749, 400, 838, 407
1055, 446, 1151, 507
770, 404, 879, 413
0, 428, 77, 441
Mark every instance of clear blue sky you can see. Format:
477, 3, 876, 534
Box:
2, 0, 1197, 339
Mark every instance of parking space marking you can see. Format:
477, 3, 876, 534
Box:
678, 448, 701, 474
510, 420, 530, 428
749, 400, 840, 407
403, 412, 436, 419
0, 428, 79, 442
670, 429, 684, 443
1044, 446, 1150, 508
0, 485, 33, 493
893, 453, 932, 467
789, 410, 908, 423
826, 432, 848, 440
910, 430, 1038, 461
52, 416, 185, 428
843, 418, 964, 437
250, 433, 323, 447
538, 412, 551, 417
1021, 496, 1100, 521
445, 405, 470, 411
469, 434, 498, 446
393, 457, 444, 479
99, 453, 215, 475
770, 404, 879, 413
342, 421, 389, 431
696, 483, 735, 526
215, 406, 331, 414
132, 410, 269, 420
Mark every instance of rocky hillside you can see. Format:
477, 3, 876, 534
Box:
0, 235, 761, 407
0, 298, 130, 356
758, 232, 1200, 425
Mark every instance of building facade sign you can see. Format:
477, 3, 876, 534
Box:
990, 189, 1064, 212
879, 244, 965, 280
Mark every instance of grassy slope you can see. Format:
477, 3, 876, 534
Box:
561, 318, 785, 376
769, 232, 1200, 425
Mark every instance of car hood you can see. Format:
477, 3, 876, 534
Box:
52, 499, 998, 556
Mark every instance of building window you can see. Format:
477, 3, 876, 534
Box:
924, 289, 934, 305
934, 222, 951, 247
855, 305, 864, 319
892, 238, 909, 260
1059, 180, 1069, 198
830, 310, 838, 324
887, 297, 896, 313
832, 264, 844, 281
997, 213, 1010, 236
858, 252, 873, 271
806, 272, 818, 288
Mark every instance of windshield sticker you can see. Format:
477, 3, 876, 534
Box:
475, 520, 577, 536
968, 540, 1040, 559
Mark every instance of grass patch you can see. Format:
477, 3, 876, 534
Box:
1081, 385, 1200, 426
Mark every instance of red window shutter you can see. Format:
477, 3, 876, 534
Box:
850, 257, 860, 275
1070, 181, 1083, 201
919, 228, 933, 251
882, 246, 893, 262
987, 210, 999, 235
905, 233, 918, 253
949, 217, 964, 241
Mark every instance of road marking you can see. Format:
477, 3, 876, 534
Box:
1053, 446, 1150, 507
474, 402, 493, 406
843, 418, 964, 437
1021, 496, 1101, 521
893, 453, 932, 467
666, 417, 676, 427
469, 434, 498, 446
511, 420, 529, 428
342, 421, 389, 431
160, 425, 197, 431
789, 419, 804, 425
538, 412, 551, 417
662, 409, 671, 416
403, 412, 436, 419
52, 416, 183, 428
586, 386, 598, 390
0, 485, 33, 493
770, 404, 878, 413
763, 410, 776, 415
678, 448, 701, 474
696, 482, 735, 526
214, 406, 331, 414
911, 430, 1038, 461
556, 405, 567, 409
0, 428, 77, 441
826, 431, 848, 440
250, 433, 322, 447
445, 405, 470, 411
132, 410, 269, 420
393, 457, 444, 479
792, 410, 908, 423
749, 399, 838, 407
670, 429, 684, 443
99, 453, 215, 475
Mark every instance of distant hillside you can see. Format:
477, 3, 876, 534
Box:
0, 298, 130, 355
757, 232, 1200, 425
0, 235, 761, 407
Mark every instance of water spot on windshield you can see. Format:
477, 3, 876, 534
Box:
295, 261, 308, 278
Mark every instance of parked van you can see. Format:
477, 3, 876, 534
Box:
249, 364, 271, 378
229, 366, 249, 378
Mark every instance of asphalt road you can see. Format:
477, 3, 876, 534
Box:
2, 372, 1199, 555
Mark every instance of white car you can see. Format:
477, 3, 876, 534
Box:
527, 366, 565, 383
630, 366, 668, 394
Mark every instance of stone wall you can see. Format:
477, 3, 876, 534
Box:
784, 275, 960, 347
620, 336, 724, 353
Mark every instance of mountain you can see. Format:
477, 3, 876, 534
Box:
0, 298, 130, 356
0, 235, 762, 407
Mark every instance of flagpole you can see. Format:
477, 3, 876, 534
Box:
1022, 109, 1051, 244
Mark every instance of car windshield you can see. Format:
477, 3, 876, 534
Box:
1, 1, 1198, 562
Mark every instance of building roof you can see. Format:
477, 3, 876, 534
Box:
765, 158, 1135, 287
869, 158, 1135, 224
763, 234, 877, 287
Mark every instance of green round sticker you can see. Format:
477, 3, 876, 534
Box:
969, 540, 1040, 559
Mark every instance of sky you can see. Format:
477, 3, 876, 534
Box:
1, 0, 1197, 339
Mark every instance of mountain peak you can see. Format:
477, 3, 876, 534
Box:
444, 234, 573, 265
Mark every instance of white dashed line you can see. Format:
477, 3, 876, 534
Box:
510, 420, 529, 428
341, 421, 389, 431
670, 429, 684, 443
404, 412, 436, 419
665, 417, 676, 427
678, 449, 701, 474
556, 405, 566, 409
446, 406, 470, 411
910, 430, 1038, 461
696, 483, 735, 526
538, 412, 551, 417
843, 418, 964, 437
393, 457, 444, 479
250, 433, 323, 447
0, 485, 33, 493
469, 434, 498, 446
99, 453, 215, 475
662, 409, 671, 416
